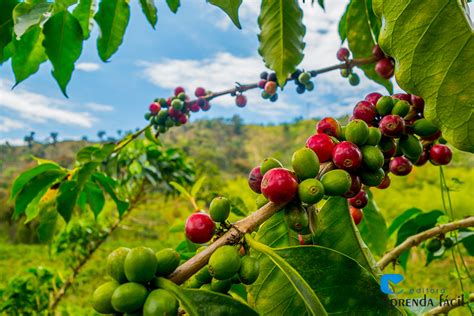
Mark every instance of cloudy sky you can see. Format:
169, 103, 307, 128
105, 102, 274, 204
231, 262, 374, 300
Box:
0, 0, 434, 144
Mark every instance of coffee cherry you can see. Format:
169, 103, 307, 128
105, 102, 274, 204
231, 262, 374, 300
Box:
178, 114, 188, 125
124, 247, 158, 283
317, 117, 342, 138
426, 238, 442, 253
359, 168, 385, 186
149, 102, 161, 114
399, 135, 423, 161
111, 282, 148, 313
421, 130, 442, 142
285, 203, 310, 234
190, 103, 200, 112
348, 73, 360, 86
365, 92, 383, 105
344, 175, 362, 198
238, 256, 260, 285
320, 169, 352, 196
306, 134, 335, 162
350, 206, 363, 225
267, 72, 277, 82
92, 281, 119, 314
349, 190, 368, 208
107, 247, 130, 284
415, 150, 429, 166
332, 141, 363, 171
444, 237, 454, 249
376, 96, 395, 116
211, 278, 232, 293
270, 94, 279, 102
353, 101, 377, 124
260, 71, 269, 79
155, 248, 180, 276
375, 58, 394, 79
305, 81, 315, 92
208, 245, 241, 280
296, 84, 305, 94
195, 87, 206, 97
345, 119, 369, 146
171, 99, 184, 111
209, 197, 231, 223
195, 266, 212, 283
174, 86, 185, 96
260, 157, 283, 175
392, 100, 410, 117
379, 136, 398, 158
389, 156, 413, 176
298, 178, 325, 204
336, 47, 350, 61
258, 79, 267, 89
410, 95, 424, 111
248, 166, 263, 193
367, 127, 382, 146
143, 289, 179, 316
235, 94, 247, 107
412, 118, 439, 137
379, 115, 405, 137
372, 44, 385, 60
392, 93, 411, 102
264, 81, 277, 95
261, 168, 298, 204
429, 144, 452, 165
340, 68, 349, 78
361, 145, 384, 170
185, 212, 216, 244
298, 72, 311, 84
377, 173, 391, 189
291, 148, 320, 180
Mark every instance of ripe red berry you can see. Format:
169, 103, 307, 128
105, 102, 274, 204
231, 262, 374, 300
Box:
353, 100, 377, 124
316, 117, 341, 138
344, 175, 362, 198
168, 107, 179, 118
185, 212, 216, 243
349, 206, 363, 225
336, 47, 350, 61
248, 166, 263, 193
195, 87, 206, 97
174, 86, 185, 96
235, 95, 247, 107
298, 234, 305, 245
348, 190, 368, 208
260, 168, 298, 204
389, 156, 413, 176
372, 44, 385, 60
190, 103, 200, 112
365, 92, 383, 105
306, 134, 335, 163
258, 79, 267, 89
201, 102, 211, 111
377, 173, 391, 189
375, 58, 394, 79
379, 137, 398, 158
264, 81, 277, 95
392, 93, 411, 102
149, 102, 161, 114
415, 150, 429, 166
178, 114, 188, 124
429, 144, 452, 165
332, 141, 363, 171
379, 115, 405, 137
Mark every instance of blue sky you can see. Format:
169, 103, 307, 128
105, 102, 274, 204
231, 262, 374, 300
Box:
0, 0, 418, 144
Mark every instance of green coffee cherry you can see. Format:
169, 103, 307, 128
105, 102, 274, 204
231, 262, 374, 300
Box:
209, 197, 231, 222
92, 281, 120, 314
426, 238, 442, 252
361, 146, 384, 170
124, 247, 158, 283
208, 245, 241, 280
345, 119, 369, 146
412, 119, 440, 137
340, 68, 349, 78
187, 277, 203, 288
444, 237, 454, 249
291, 148, 320, 180
366, 127, 382, 146
348, 73, 360, 86
111, 282, 149, 313
376, 96, 394, 116
200, 283, 213, 291
239, 256, 260, 285
211, 278, 232, 293
195, 266, 213, 283
171, 99, 183, 111
392, 100, 410, 117
285, 203, 310, 234
305, 81, 315, 91
298, 178, 325, 204
340, 126, 346, 140
256, 194, 269, 208
107, 247, 130, 283
298, 72, 311, 84
143, 289, 179, 316
399, 135, 423, 161
155, 248, 180, 276
260, 157, 283, 175
359, 168, 385, 187
320, 169, 352, 196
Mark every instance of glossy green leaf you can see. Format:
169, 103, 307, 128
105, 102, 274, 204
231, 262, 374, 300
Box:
76, 146, 101, 163
24, 187, 50, 223
358, 190, 388, 256
85, 181, 105, 217
209, 0, 242, 29
145, 126, 161, 145
169, 181, 192, 200
13, 169, 67, 219
374, 0, 474, 152
255, 209, 299, 247
43, 10, 83, 96
13, 1, 51, 37
37, 207, 59, 243
165, 0, 180, 13
258, 0, 305, 87
0, 0, 18, 62
388, 208, 422, 236
139, 0, 157, 29
346, 0, 393, 93
10, 163, 61, 200
94, 0, 130, 62
11, 25, 47, 85
338, 2, 348, 43
155, 277, 258, 316
76, 161, 99, 187
395, 210, 444, 269
190, 176, 206, 197
459, 230, 474, 256
72, 0, 95, 39
93, 172, 129, 216
57, 180, 79, 222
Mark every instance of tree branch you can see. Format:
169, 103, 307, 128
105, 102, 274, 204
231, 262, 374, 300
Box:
424, 293, 473, 315
378, 217, 474, 270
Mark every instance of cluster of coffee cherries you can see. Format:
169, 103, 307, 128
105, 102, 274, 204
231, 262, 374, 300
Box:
426, 236, 454, 253
92, 247, 181, 315
257, 71, 280, 102
336, 48, 360, 86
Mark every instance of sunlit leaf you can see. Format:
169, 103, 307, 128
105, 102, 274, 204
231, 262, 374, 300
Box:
139, 0, 157, 29
72, 0, 96, 39
208, 0, 242, 29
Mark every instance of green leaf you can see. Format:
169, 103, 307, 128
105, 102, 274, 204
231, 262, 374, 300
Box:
56, 180, 79, 222
395, 210, 444, 269
76, 143, 114, 163
76, 161, 99, 187
255, 209, 299, 247
85, 181, 105, 217
11, 25, 47, 85
139, 0, 157, 29
37, 207, 59, 243
169, 181, 192, 200
346, 0, 393, 93
43, 10, 83, 97
13, 1, 52, 37
155, 277, 258, 316
317, 0, 324, 10
76, 146, 101, 163
338, 2, 348, 43
358, 190, 388, 256
13, 169, 67, 219
72, 0, 95, 39
10, 163, 61, 200
190, 176, 206, 197
145, 126, 161, 145
0, 0, 18, 62
312, 197, 379, 276
208, 0, 242, 29
94, 0, 130, 62
459, 230, 474, 256
375, 0, 474, 152
165, 0, 180, 13
388, 208, 422, 236
257, 0, 306, 87
93, 172, 129, 216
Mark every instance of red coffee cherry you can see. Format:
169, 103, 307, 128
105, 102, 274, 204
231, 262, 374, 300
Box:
235, 94, 247, 107
174, 86, 185, 96
332, 141, 363, 171
415, 150, 429, 166
149, 103, 161, 114
372, 44, 385, 60
185, 212, 216, 243
350, 206, 364, 225
336, 47, 350, 61
316, 117, 342, 138
410, 95, 424, 111
379, 115, 405, 137
365, 92, 383, 105
306, 134, 335, 163
377, 173, 391, 189
392, 93, 411, 103
248, 166, 263, 193
343, 174, 362, 198
389, 156, 413, 176
375, 58, 394, 79
353, 100, 377, 124
429, 144, 452, 165
261, 168, 298, 204
195, 87, 206, 97
348, 190, 368, 208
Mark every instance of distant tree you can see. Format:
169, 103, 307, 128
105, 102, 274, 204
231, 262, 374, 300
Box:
106, 136, 116, 142
24, 132, 35, 148
97, 130, 106, 141
50, 132, 58, 145
231, 115, 243, 135
117, 130, 123, 137
81, 136, 88, 142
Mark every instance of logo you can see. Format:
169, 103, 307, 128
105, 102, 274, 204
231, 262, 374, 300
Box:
380, 274, 404, 294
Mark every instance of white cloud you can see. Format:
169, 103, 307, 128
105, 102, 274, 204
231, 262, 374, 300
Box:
85, 102, 114, 112
76, 62, 101, 72
0, 117, 25, 132
0, 137, 24, 146
0, 79, 94, 128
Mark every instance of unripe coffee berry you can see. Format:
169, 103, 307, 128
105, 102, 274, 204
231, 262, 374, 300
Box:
348, 73, 360, 86
264, 81, 277, 95
291, 148, 320, 180
345, 119, 369, 146
209, 197, 231, 223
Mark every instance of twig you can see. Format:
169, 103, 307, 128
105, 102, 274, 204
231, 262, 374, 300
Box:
377, 217, 474, 270
423, 293, 474, 315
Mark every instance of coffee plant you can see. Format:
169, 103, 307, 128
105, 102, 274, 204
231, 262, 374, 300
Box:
1, 0, 473, 315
